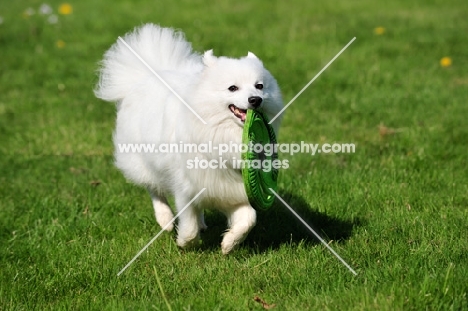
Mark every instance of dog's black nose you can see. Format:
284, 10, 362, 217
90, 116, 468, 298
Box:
248, 96, 263, 108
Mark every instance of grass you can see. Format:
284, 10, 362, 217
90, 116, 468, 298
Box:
1, 0, 467, 309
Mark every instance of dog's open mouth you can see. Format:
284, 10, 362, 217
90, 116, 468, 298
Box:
229, 104, 247, 123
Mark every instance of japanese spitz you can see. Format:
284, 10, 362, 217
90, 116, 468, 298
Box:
95, 24, 283, 254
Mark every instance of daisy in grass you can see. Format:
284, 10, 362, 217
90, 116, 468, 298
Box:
59, 3, 73, 15
440, 57, 452, 67
374, 27, 385, 35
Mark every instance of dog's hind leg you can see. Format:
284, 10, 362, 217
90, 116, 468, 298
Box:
149, 190, 174, 232
221, 205, 256, 254
198, 209, 208, 232
175, 195, 201, 249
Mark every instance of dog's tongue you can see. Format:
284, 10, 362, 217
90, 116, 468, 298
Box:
240, 111, 246, 122
229, 104, 247, 123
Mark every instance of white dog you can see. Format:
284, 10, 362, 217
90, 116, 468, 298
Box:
95, 24, 283, 254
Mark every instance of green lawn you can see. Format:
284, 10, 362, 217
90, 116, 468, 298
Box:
1, 0, 467, 310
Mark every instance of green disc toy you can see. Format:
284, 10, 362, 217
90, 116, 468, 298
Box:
242, 109, 279, 210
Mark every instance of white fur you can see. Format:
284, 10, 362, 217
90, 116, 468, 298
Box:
95, 24, 283, 254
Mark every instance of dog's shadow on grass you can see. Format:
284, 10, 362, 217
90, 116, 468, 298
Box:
200, 191, 363, 253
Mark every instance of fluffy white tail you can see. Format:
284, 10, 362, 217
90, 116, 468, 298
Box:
95, 24, 201, 102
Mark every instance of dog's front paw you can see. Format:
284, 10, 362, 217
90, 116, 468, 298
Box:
157, 216, 174, 232
221, 232, 242, 255
177, 235, 200, 250
154, 203, 175, 232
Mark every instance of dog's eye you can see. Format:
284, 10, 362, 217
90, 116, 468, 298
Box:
228, 85, 238, 92
255, 83, 264, 90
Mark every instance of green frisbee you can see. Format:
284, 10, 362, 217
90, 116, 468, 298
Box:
242, 109, 279, 210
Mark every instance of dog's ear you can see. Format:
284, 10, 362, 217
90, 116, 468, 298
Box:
203, 50, 217, 67
247, 51, 259, 59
